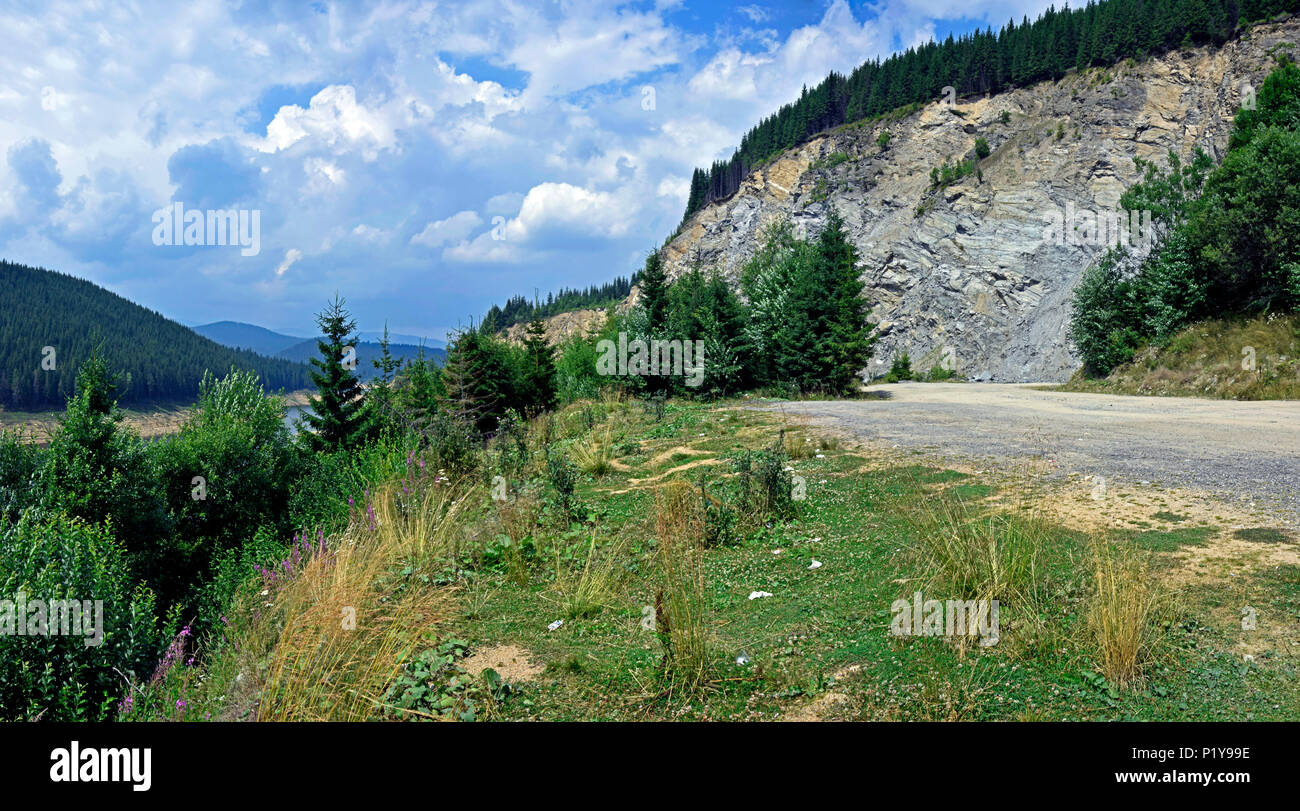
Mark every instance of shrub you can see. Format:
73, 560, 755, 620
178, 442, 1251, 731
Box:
885, 353, 914, 382
149, 370, 295, 612
0, 510, 163, 721
0, 429, 39, 524
545, 450, 580, 517
974, 137, 990, 159
731, 432, 795, 521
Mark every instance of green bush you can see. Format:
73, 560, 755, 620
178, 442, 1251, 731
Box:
149, 370, 295, 611
37, 353, 171, 589
0, 510, 164, 721
0, 430, 39, 524
885, 353, 914, 382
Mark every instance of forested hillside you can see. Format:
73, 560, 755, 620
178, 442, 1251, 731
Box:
680, 0, 1300, 225
0, 261, 310, 409
479, 274, 637, 334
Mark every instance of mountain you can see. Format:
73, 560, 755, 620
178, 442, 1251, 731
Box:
275, 338, 446, 382
356, 331, 445, 349
0, 261, 311, 409
193, 321, 304, 356
656, 16, 1300, 382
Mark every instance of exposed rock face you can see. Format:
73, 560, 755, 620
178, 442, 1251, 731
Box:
500, 306, 611, 346
660, 20, 1300, 382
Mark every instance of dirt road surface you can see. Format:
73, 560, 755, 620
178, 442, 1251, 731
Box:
767, 383, 1300, 528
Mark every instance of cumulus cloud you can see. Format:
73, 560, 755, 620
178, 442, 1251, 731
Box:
411, 210, 483, 248
261, 85, 396, 159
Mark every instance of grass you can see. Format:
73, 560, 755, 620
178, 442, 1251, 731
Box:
1061, 313, 1300, 400
154, 397, 1300, 721
1086, 541, 1175, 689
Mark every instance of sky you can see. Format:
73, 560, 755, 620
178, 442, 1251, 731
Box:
0, 0, 1057, 341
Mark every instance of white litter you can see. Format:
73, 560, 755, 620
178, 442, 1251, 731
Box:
748, 591, 774, 600
547, 619, 564, 631
808, 560, 822, 570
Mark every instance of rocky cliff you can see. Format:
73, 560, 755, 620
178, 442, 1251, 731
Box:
659, 19, 1300, 382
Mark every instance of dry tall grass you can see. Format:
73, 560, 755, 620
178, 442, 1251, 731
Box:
1087, 540, 1173, 689
240, 479, 477, 721
652, 481, 711, 693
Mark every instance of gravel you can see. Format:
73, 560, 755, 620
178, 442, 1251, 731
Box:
765, 382, 1300, 529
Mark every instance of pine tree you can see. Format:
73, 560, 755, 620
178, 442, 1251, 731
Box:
361, 324, 403, 437
639, 249, 669, 332
442, 328, 512, 434
304, 295, 367, 451
519, 318, 558, 413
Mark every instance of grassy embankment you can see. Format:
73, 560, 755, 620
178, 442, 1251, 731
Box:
143, 395, 1300, 721
1061, 313, 1300, 400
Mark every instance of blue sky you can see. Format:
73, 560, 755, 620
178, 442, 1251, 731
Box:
0, 0, 1055, 341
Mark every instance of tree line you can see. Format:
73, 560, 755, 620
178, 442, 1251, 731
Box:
478, 274, 639, 334
681, 0, 1298, 225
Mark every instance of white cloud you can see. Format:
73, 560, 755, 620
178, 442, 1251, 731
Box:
275, 248, 302, 277
411, 210, 483, 248
261, 85, 395, 159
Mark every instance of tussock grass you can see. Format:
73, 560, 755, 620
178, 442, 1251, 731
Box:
899, 493, 1043, 607
552, 530, 626, 619
653, 540, 710, 695
570, 426, 614, 476
1086, 540, 1175, 689
652, 481, 711, 694
653, 479, 705, 545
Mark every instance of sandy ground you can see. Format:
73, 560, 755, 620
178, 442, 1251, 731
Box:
765, 382, 1300, 530
1, 389, 314, 444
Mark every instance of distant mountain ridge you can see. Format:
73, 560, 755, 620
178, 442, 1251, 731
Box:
192, 321, 303, 356
275, 339, 446, 382
196, 322, 447, 355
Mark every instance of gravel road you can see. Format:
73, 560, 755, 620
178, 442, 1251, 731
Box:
767, 383, 1300, 528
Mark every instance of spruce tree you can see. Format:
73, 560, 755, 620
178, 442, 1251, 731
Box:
361, 324, 402, 437
304, 295, 367, 451
442, 328, 512, 434
520, 318, 558, 413
818, 211, 876, 392
639, 249, 669, 332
